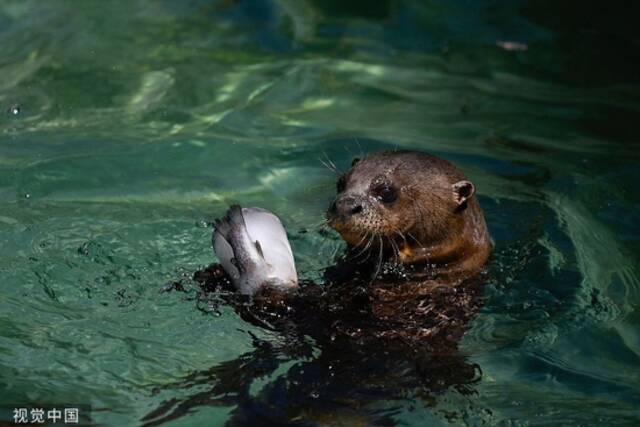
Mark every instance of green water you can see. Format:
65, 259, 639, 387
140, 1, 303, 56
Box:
1, 0, 639, 425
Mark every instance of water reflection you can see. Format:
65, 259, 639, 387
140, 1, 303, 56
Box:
144, 268, 484, 426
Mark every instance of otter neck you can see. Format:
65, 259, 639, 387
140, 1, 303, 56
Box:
397, 202, 490, 281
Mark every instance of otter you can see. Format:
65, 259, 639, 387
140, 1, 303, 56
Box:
145, 150, 492, 426
198, 149, 492, 346
327, 150, 491, 282
184, 149, 493, 353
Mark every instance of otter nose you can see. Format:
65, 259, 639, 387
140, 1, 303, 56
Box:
332, 196, 363, 216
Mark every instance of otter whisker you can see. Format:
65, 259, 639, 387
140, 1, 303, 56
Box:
386, 235, 400, 266
302, 182, 335, 194
351, 231, 371, 251
351, 232, 374, 261
407, 231, 425, 248
309, 218, 330, 230
393, 228, 408, 247
343, 142, 358, 160
371, 235, 384, 283
319, 151, 342, 175
326, 156, 339, 174
391, 238, 401, 265
318, 157, 338, 175
360, 234, 376, 261
354, 137, 364, 157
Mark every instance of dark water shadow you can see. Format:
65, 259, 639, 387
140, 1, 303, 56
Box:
142, 255, 531, 425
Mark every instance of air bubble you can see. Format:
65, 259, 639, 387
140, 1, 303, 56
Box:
8, 104, 20, 115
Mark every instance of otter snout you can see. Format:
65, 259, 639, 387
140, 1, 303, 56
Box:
330, 195, 363, 218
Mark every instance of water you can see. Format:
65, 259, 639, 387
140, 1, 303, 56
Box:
1, 0, 639, 425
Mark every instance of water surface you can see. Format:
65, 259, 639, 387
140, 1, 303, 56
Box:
1, 0, 639, 425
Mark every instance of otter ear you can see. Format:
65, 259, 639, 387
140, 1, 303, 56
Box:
452, 180, 475, 206
351, 157, 360, 167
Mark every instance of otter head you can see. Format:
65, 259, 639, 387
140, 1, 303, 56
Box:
326, 150, 489, 271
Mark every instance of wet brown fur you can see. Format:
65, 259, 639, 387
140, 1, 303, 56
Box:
327, 150, 491, 283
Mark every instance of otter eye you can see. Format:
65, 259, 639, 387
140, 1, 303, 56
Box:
374, 185, 397, 204
336, 176, 346, 193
